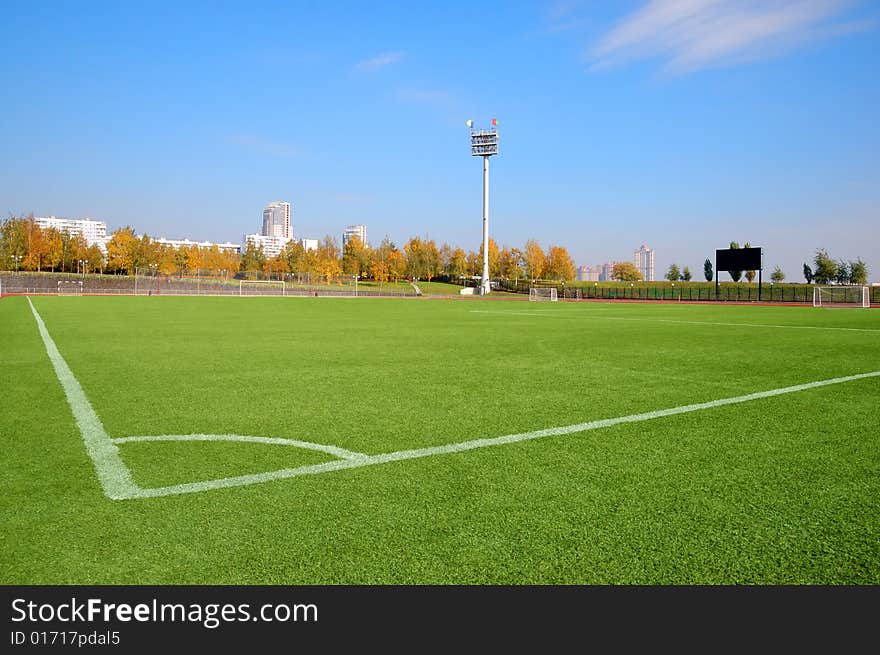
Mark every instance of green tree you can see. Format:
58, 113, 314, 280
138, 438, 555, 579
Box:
835, 259, 850, 285
849, 259, 868, 285
239, 239, 266, 273
771, 266, 785, 283
813, 249, 837, 284
703, 258, 713, 282
743, 242, 756, 283
681, 266, 692, 281
803, 263, 813, 284
665, 263, 681, 282
728, 242, 742, 282
612, 261, 643, 282
342, 234, 367, 276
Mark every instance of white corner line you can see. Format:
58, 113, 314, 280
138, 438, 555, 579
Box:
126, 368, 880, 499
27, 296, 880, 500
111, 434, 367, 461
27, 297, 140, 500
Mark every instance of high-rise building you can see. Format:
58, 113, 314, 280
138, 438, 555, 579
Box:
262, 201, 291, 239
599, 262, 616, 281
155, 237, 241, 254
35, 216, 108, 251
342, 224, 367, 247
577, 265, 600, 282
634, 244, 655, 281
243, 234, 293, 259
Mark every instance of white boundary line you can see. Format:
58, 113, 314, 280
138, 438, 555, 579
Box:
468, 310, 880, 332
27, 297, 880, 500
112, 434, 367, 460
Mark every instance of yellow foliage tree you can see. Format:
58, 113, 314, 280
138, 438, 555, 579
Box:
544, 246, 575, 281
523, 239, 545, 280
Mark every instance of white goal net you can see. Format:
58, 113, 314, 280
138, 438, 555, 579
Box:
57, 280, 83, 296
813, 286, 869, 308
529, 287, 558, 302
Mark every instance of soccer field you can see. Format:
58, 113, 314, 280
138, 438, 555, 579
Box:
3, 295, 879, 584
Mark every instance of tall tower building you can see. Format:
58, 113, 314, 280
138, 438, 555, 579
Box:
342, 224, 367, 247
262, 201, 291, 239
634, 244, 655, 281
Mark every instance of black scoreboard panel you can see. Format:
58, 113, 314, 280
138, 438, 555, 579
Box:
716, 247, 762, 271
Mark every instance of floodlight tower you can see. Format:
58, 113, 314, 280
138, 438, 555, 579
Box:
468, 118, 499, 295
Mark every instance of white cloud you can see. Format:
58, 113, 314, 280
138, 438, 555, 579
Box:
591, 0, 864, 73
355, 51, 404, 72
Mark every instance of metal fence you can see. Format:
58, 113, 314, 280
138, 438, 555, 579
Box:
0, 273, 419, 298
496, 280, 880, 304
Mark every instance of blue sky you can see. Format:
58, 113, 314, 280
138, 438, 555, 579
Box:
2, 0, 878, 280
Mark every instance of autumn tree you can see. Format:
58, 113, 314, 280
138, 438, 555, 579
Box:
404, 236, 441, 281
523, 239, 545, 280
498, 246, 523, 280
612, 262, 643, 282
315, 235, 342, 284
771, 266, 785, 283
544, 245, 575, 281
448, 247, 468, 279
0, 216, 29, 269
106, 227, 137, 274
342, 235, 369, 276
43, 227, 64, 271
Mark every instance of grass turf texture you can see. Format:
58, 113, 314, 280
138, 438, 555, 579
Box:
2, 295, 878, 584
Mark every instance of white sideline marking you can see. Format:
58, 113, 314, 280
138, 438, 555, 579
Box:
27, 297, 880, 500
469, 310, 880, 332
112, 434, 367, 460
27, 297, 140, 500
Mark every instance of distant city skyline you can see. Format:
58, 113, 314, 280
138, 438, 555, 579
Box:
2, 2, 878, 281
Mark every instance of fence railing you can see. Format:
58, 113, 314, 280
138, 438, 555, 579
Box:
496, 280, 880, 304
0, 273, 418, 297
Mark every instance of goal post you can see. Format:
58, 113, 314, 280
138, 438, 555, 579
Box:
813, 286, 869, 308
529, 287, 558, 302
57, 280, 83, 296
238, 279, 286, 296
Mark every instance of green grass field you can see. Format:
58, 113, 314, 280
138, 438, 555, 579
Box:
2, 295, 879, 584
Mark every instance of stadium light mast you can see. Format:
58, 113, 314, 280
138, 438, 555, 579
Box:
468, 118, 499, 295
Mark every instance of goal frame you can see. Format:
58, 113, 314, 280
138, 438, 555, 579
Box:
529, 287, 558, 302
238, 279, 286, 296
57, 280, 84, 296
813, 286, 869, 308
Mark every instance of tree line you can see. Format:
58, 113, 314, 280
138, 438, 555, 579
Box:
0, 215, 576, 282
667, 242, 868, 286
